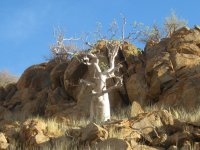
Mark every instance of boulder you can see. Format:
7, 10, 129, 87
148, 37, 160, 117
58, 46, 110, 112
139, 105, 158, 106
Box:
126, 73, 148, 105
20, 119, 49, 145
0, 133, 9, 150
0, 87, 5, 101
121, 41, 143, 75
0, 120, 20, 142
4, 83, 17, 100
80, 123, 108, 143
50, 62, 68, 89
132, 145, 164, 150
157, 74, 200, 110
64, 56, 88, 102
143, 27, 200, 109
3, 88, 36, 112
130, 110, 174, 137
17, 64, 50, 91
94, 138, 131, 150
131, 101, 144, 117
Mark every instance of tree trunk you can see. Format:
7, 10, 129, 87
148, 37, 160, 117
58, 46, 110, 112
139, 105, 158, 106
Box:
90, 74, 110, 122
81, 40, 122, 122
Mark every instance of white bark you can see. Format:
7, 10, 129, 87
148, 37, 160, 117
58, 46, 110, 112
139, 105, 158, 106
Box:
81, 41, 122, 122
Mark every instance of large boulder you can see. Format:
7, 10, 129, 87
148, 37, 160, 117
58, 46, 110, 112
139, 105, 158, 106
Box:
126, 73, 148, 105
80, 123, 108, 143
50, 62, 68, 89
17, 63, 51, 91
0, 120, 20, 142
4, 83, 17, 100
0, 87, 5, 101
131, 101, 144, 117
140, 26, 200, 109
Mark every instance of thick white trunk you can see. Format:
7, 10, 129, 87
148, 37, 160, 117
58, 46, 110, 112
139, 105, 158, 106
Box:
82, 41, 121, 122
90, 75, 110, 122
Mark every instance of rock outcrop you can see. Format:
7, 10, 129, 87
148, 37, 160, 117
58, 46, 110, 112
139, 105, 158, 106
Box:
144, 26, 200, 109
0, 40, 143, 120
1, 26, 200, 149
65, 110, 200, 149
1, 26, 200, 120
126, 26, 200, 110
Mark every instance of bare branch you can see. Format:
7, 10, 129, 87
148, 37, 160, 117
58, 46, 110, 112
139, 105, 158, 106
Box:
108, 19, 119, 39
104, 41, 120, 74
121, 15, 126, 42
104, 63, 123, 77
63, 37, 81, 41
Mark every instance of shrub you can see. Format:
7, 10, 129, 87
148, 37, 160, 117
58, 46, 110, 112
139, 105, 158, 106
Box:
164, 10, 188, 37
0, 70, 18, 87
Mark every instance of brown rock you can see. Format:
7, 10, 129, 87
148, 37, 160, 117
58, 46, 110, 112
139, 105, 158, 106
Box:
131, 110, 174, 136
126, 73, 148, 105
50, 62, 68, 89
0, 120, 20, 141
131, 101, 144, 117
143, 27, 200, 110
166, 132, 192, 147
0, 133, 9, 150
3, 88, 36, 113
151, 133, 168, 146
20, 119, 49, 145
80, 123, 108, 143
47, 87, 69, 105
121, 41, 142, 74
45, 60, 58, 73
132, 145, 164, 150
167, 145, 178, 150
145, 52, 175, 101
64, 56, 88, 102
94, 138, 131, 150
0, 87, 5, 101
157, 74, 200, 110
17, 64, 50, 91
0, 106, 12, 120
4, 83, 17, 100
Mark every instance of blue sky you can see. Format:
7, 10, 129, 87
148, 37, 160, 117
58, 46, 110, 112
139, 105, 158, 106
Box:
0, 0, 199, 76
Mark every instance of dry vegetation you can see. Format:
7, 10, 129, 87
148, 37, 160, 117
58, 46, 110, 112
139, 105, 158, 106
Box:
0, 70, 18, 87
4, 106, 200, 150
145, 105, 200, 123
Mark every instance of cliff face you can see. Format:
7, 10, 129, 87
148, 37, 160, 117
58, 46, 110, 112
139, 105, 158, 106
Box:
127, 26, 200, 110
1, 26, 200, 120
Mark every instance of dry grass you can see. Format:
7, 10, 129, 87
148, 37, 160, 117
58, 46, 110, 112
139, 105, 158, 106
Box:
4, 105, 200, 150
0, 70, 18, 87
111, 106, 131, 120
145, 105, 200, 123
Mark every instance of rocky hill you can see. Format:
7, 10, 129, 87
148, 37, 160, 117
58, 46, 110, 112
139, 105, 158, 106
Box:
0, 26, 200, 149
